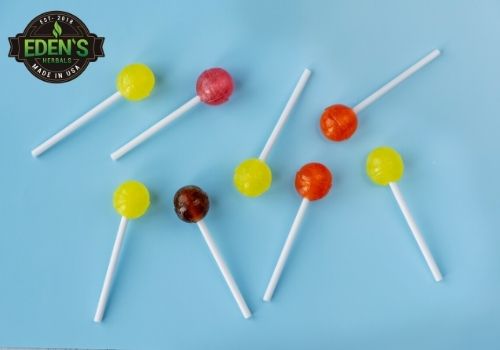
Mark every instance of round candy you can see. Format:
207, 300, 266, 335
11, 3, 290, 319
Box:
113, 180, 150, 219
116, 63, 155, 101
196, 68, 234, 105
366, 146, 404, 186
295, 163, 333, 201
320, 104, 358, 141
233, 158, 272, 197
173, 185, 210, 223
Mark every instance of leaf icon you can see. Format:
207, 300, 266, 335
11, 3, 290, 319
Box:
52, 21, 62, 38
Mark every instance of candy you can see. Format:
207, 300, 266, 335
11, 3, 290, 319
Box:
295, 162, 333, 200
196, 68, 234, 105
173, 185, 251, 319
319, 104, 357, 142
263, 162, 333, 301
173, 185, 210, 223
234, 68, 311, 197
116, 63, 156, 101
32, 63, 155, 157
233, 158, 272, 197
113, 180, 151, 219
366, 146, 404, 185
111, 67, 234, 160
320, 49, 440, 142
94, 180, 151, 322
366, 147, 442, 282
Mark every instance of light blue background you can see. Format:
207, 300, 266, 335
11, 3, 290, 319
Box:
1, 0, 499, 349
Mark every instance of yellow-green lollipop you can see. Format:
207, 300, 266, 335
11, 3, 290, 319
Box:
366, 146, 404, 186
234, 158, 272, 197
116, 63, 155, 101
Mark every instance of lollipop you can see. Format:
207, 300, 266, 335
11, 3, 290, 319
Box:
234, 69, 311, 197
366, 147, 442, 282
173, 185, 251, 319
111, 68, 233, 160
263, 163, 332, 301
94, 180, 150, 322
320, 49, 440, 142
31, 64, 155, 157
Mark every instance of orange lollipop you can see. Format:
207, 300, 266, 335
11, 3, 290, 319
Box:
320, 104, 358, 141
263, 162, 333, 301
319, 49, 440, 142
295, 162, 333, 200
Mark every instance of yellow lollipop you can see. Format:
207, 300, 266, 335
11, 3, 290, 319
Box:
234, 158, 272, 197
366, 146, 404, 185
233, 68, 312, 197
366, 146, 442, 282
31, 63, 156, 157
116, 63, 156, 101
94, 180, 150, 323
113, 180, 150, 219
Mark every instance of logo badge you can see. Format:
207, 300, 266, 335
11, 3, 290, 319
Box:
8, 11, 105, 83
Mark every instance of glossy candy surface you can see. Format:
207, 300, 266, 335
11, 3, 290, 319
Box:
233, 158, 273, 197
196, 68, 234, 105
174, 185, 210, 223
295, 163, 333, 201
366, 146, 405, 185
116, 63, 155, 101
320, 104, 358, 141
113, 180, 151, 219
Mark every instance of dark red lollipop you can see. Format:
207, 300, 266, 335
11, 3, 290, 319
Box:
173, 185, 210, 223
172, 184, 252, 318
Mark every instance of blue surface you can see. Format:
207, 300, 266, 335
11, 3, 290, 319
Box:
1, 0, 500, 349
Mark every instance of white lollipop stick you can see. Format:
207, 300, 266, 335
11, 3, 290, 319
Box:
353, 49, 440, 114
94, 216, 128, 322
111, 96, 201, 160
263, 198, 310, 301
32, 92, 122, 157
389, 182, 443, 282
259, 68, 312, 162
197, 219, 252, 319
